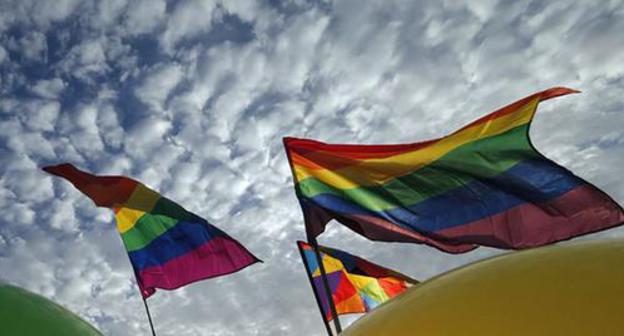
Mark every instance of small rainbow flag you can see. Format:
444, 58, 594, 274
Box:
285, 88, 624, 253
43, 163, 260, 298
297, 241, 417, 321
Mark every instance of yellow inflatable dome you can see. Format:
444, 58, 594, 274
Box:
342, 239, 624, 336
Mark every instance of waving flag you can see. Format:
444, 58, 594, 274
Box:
285, 88, 624, 253
43, 163, 260, 298
297, 241, 417, 321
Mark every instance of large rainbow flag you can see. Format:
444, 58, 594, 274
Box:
284, 88, 624, 253
297, 241, 417, 321
43, 163, 260, 298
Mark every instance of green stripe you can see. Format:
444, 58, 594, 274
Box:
297, 124, 538, 212
150, 197, 195, 220
121, 197, 195, 252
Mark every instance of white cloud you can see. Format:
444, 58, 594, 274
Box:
0, 201, 36, 229
220, 0, 265, 23
123, 116, 172, 160
30, 78, 66, 99
0, 98, 60, 132
5, 130, 56, 159
0, 151, 54, 203
58, 38, 110, 81
27, 101, 61, 132
134, 63, 185, 112
58, 104, 106, 157
96, 102, 125, 150
14, 31, 47, 62
160, 0, 218, 53
0, 0, 82, 30
89, 0, 127, 29
28, 0, 83, 28
124, 0, 166, 35
45, 198, 78, 231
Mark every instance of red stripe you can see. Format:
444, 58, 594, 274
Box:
290, 150, 377, 172
437, 184, 624, 248
137, 236, 260, 298
378, 278, 409, 298
42, 163, 137, 207
284, 136, 439, 160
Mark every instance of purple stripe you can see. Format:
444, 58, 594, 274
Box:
312, 271, 343, 318
137, 236, 260, 298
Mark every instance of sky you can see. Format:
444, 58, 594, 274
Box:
0, 0, 623, 335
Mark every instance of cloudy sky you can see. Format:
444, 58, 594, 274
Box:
1, 0, 623, 335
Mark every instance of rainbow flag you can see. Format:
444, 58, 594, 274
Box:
43, 163, 260, 298
284, 88, 624, 253
297, 241, 417, 321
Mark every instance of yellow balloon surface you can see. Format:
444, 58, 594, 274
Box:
342, 239, 624, 336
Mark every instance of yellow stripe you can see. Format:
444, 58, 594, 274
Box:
115, 207, 146, 233
312, 253, 345, 277
115, 184, 161, 233
294, 99, 538, 189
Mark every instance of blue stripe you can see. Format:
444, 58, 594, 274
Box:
128, 219, 226, 272
304, 158, 585, 232
302, 248, 320, 274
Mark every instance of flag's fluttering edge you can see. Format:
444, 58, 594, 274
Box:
298, 241, 417, 321
285, 88, 624, 253
43, 164, 260, 298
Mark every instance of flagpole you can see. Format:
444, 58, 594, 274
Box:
282, 140, 341, 332
310, 238, 342, 333
298, 242, 335, 336
142, 297, 157, 336
128, 259, 157, 336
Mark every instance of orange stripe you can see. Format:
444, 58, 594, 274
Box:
285, 87, 580, 172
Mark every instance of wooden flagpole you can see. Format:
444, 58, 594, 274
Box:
298, 242, 335, 336
310, 238, 342, 333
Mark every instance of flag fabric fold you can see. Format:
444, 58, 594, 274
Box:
297, 241, 417, 321
284, 88, 624, 253
43, 163, 261, 298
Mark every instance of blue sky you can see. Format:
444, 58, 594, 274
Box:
1, 0, 623, 335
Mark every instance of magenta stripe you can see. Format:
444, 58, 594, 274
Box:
346, 214, 477, 253
137, 236, 260, 298
437, 184, 624, 248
